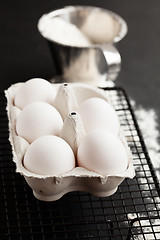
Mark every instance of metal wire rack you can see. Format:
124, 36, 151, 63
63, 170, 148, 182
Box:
0, 87, 160, 240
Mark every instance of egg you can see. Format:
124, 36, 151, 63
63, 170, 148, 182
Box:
81, 11, 115, 44
14, 78, 56, 109
77, 97, 120, 135
77, 129, 128, 175
16, 101, 63, 143
23, 135, 75, 175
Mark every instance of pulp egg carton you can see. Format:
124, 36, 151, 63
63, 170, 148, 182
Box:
5, 80, 135, 201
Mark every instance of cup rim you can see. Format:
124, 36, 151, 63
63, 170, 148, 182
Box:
38, 5, 128, 48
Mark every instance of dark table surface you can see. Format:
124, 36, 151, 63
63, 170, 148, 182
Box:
1, 0, 160, 178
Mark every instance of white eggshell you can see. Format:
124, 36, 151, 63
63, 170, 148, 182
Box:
77, 129, 128, 175
77, 97, 120, 135
81, 11, 115, 44
14, 78, 56, 109
16, 101, 63, 143
23, 135, 75, 175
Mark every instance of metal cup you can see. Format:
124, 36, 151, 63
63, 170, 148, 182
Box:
38, 6, 127, 87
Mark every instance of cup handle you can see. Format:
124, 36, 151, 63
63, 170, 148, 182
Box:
100, 44, 121, 81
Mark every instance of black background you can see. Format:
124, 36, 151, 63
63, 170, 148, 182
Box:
1, 1, 160, 161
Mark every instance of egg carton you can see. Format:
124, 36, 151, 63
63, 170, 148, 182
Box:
5, 82, 135, 201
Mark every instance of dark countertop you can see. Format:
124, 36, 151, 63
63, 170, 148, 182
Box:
1, 0, 160, 178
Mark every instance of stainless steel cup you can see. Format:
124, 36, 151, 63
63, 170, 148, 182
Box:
38, 6, 127, 87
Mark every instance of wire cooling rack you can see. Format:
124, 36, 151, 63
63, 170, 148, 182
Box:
0, 87, 160, 240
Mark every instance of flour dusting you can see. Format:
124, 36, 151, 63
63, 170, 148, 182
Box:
131, 100, 160, 180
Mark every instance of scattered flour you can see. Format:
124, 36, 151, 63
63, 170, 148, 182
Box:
131, 100, 160, 180
127, 213, 160, 239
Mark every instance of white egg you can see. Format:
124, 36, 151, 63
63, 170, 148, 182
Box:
77, 129, 128, 175
81, 11, 116, 44
23, 135, 75, 175
16, 101, 63, 143
14, 78, 56, 109
77, 97, 120, 135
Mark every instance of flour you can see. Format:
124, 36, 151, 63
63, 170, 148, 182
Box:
127, 213, 160, 239
38, 16, 91, 47
131, 100, 160, 180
